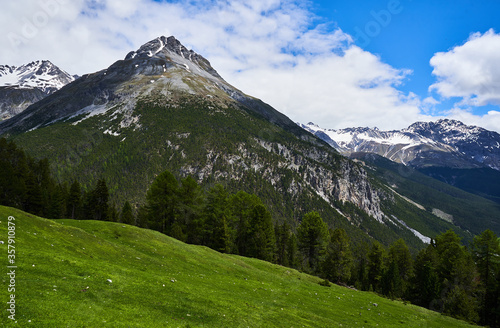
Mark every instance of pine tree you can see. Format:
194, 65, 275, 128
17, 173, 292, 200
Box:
178, 176, 204, 243
367, 241, 386, 293
229, 191, 263, 256
297, 211, 329, 273
412, 242, 440, 308
351, 242, 370, 290
120, 201, 135, 225
247, 204, 276, 262
0, 138, 28, 209
202, 184, 231, 253
66, 181, 82, 220
24, 171, 44, 215
470, 229, 500, 326
93, 178, 109, 221
322, 228, 353, 284
275, 222, 292, 266
412, 231, 480, 322
108, 203, 119, 222
383, 239, 413, 299
145, 171, 179, 234
48, 184, 66, 220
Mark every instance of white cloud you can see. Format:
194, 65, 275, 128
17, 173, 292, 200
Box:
228, 46, 429, 130
0, 0, 462, 131
445, 108, 500, 133
430, 29, 500, 107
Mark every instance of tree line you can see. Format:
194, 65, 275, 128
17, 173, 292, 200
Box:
1, 137, 500, 326
0, 138, 119, 222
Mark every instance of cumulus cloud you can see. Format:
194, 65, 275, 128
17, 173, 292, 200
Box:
445, 108, 500, 133
430, 29, 500, 107
0, 0, 437, 131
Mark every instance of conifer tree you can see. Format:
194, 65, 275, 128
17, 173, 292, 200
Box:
322, 228, 353, 284
275, 222, 292, 266
120, 201, 135, 225
247, 204, 276, 262
367, 241, 386, 292
470, 229, 500, 326
93, 178, 109, 221
297, 211, 329, 273
383, 239, 413, 298
48, 184, 66, 220
178, 176, 204, 242
288, 233, 299, 269
202, 184, 232, 253
108, 203, 120, 222
24, 172, 43, 215
412, 242, 440, 308
229, 191, 262, 256
145, 171, 179, 233
0, 138, 28, 209
67, 180, 82, 220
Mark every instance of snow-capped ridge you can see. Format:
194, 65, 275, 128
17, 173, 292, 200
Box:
0, 60, 75, 94
300, 120, 500, 170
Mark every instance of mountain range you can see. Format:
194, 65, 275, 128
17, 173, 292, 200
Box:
300, 120, 500, 170
2, 36, 500, 248
0, 60, 75, 120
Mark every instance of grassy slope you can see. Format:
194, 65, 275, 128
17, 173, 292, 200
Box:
0, 206, 475, 327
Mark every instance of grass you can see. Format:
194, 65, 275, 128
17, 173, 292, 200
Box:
0, 206, 476, 327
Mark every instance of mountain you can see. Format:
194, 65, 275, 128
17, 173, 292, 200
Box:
0, 60, 75, 120
300, 119, 500, 170
350, 152, 500, 234
0, 36, 479, 247
0, 37, 297, 136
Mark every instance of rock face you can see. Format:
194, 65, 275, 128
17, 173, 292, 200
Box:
300, 119, 500, 170
0, 87, 46, 120
0, 60, 75, 120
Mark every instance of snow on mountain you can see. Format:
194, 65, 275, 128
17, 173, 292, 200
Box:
0, 60, 75, 121
0, 60, 75, 94
300, 119, 500, 170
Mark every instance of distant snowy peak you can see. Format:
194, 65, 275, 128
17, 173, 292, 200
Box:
124, 36, 223, 80
300, 120, 500, 170
406, 119, 493, 145
301, 122, 436, 150
0, 60, 75, 94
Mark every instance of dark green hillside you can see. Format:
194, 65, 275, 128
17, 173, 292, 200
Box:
351, 152, 500, 237
8, 92, 437, 249
0, 206, 476, 327
420, 166, 500, 204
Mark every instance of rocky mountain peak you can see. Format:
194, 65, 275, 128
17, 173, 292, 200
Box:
0, 60, 75, 94
124, 36, 222, 80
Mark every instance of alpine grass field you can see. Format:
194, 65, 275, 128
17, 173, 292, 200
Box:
0, 206, 474, 327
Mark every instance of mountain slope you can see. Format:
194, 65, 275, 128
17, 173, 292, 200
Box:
351, 152, 500, 235
0, 206, 475, 327
0, 36, 473, 248
0, 60, 75, 120
301, 119, 500, 170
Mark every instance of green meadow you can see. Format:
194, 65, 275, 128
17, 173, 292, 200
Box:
0, 206, 475, 327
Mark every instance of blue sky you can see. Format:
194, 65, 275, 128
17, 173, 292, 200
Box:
1, 0, 500, 131
313, 0, 500, 116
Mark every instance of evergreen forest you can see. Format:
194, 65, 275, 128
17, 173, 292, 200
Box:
2, 136, 500, 326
